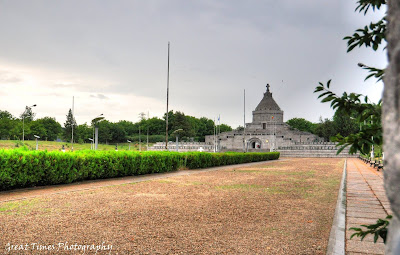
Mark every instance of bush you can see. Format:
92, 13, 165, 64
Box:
0, 150, 279, 191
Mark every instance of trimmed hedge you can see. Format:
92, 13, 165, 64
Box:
182, 151, 280, 169
0, 150, 279, 191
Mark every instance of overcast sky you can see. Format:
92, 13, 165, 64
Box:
0, 0, 387, 128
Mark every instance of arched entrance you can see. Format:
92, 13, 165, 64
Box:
248, 138, 262, 149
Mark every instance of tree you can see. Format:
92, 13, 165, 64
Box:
0, 110, 15, 139
27, 121, 47, 140
332, 110, 359, 137
36, 117, 62, 141
63, 109, 77, 142
20, 106, 35, 121
313, 118, 336, 141
286, 118, 315, 133
97, 120, 112, 144
170, 111, 192, 139
0, 110, 14, 120
138, 112, 146, 121
75, 123, 92, 143
110, 124, 126, 143
219, 124, 232, 133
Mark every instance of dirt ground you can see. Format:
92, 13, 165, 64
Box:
0, 158, 344, 254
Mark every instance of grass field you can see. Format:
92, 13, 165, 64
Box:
0, 140, 151, 152
0, 158, 344, 254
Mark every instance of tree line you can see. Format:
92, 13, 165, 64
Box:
286, 109, 360, 142
0, 108, 232, 144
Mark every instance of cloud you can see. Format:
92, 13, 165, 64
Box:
0, 70, 23, 84
90, 94, 109, 100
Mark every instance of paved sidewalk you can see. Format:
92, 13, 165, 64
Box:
346, 158, 391, 254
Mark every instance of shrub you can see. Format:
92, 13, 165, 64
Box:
0, 150, 279, 191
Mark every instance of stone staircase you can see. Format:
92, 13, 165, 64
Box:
277, 142, 358, 158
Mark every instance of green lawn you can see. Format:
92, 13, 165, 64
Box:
0, 140, 152, 152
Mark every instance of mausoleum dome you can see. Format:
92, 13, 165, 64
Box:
254, 85, 281, 111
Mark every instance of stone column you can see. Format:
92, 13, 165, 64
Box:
383, 0, 400, 253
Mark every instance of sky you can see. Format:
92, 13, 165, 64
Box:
0, 0, 387, 128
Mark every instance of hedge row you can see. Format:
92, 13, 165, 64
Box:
0, 150, 279, 190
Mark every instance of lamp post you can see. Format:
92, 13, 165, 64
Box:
127, 140, 132, 150
92, 114, 104, 151
34, 135, 40, 150
139, 126, 141, 151
22, 104, 37, 142
88, 138, 94, 150
172, 129, 183, 152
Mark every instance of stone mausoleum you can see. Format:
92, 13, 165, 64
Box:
204, 84, 353, 157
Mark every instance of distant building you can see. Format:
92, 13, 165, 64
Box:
205, 84, 354, 157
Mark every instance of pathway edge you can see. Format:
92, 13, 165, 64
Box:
326, 158, 347, 255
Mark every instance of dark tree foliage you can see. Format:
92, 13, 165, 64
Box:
36, 117, 63, 141
0, 108, 232, 143
286, 118, 315, 133
20, 106, 36, 122
313, 118, 336, 141
63, 109, 77, 142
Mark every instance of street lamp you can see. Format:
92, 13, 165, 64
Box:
172, 129, 183, 152
127, 140, 132, 150
92, 114, 104, 150
34, 135, 40, 150
88, 138, 94, 150
22, 104, 37, 142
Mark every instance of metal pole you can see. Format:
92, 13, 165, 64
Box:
71, 96, 74, 152
147, 111, 149, 151
165, 41, 170, 150
95, 127, 99, 150
139, 126, 141, 151
243, 89, 246, 152
214, 118, 216, 152
92, 126, 95, 150
36, 138, 38, 150
176, 135, 178, 152
371, 119, 375, 160
22, 115, 25, 142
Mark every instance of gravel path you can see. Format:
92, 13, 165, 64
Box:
0, 158, 343, 254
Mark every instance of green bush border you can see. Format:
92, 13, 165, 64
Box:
0, 150, 279, 191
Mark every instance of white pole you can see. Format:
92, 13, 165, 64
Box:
92, 126, 94, 150
213, 118, 216, 152
71, 96, 74, 152
243, 89, 246, 152
147, 111, 149, 150
165, 42, 170, 150
22, 115, 25, 142
95, 127, 99, 150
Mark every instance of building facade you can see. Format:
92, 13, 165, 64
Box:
205, 84, 355, 157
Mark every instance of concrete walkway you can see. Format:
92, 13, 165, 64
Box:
346, 158, 391, 254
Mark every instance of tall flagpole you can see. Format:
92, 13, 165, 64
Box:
165, 42, 170, 150
147, 111, 149, 151
71, 96, 74, 152
217, 114, 220, 152
214, 118, 216, 152
243, 89, 246, 152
